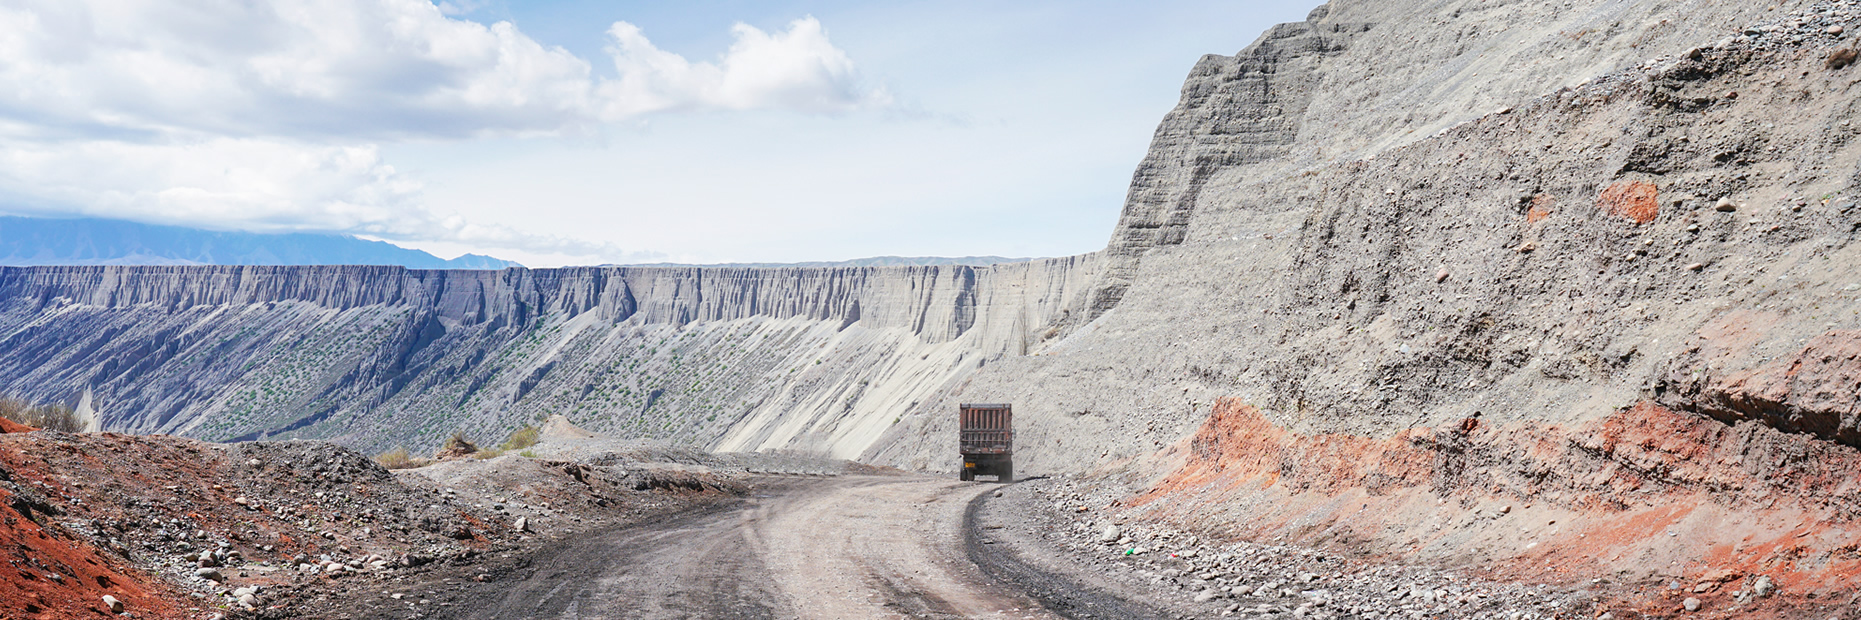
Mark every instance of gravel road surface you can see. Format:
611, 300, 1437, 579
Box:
457, 475, 1077, 619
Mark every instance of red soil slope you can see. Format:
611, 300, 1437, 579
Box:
0, 448, 190, 618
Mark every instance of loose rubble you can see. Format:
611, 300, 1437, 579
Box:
0, 426, 748, 618
986, 477, 1603, 619
972, 475, 1833, 619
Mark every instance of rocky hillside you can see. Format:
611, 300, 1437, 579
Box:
0, 258, 1095, 458
859, 0, 1861, 609
870, 0, 1861, 472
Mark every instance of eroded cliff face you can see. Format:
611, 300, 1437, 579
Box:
871, 0, 1859, 471
1082, 1, 1787, 323
0, 257, 1098, 457
860, 0, 1861, 597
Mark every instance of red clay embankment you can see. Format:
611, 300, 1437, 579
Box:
1126, 400, 1861, 618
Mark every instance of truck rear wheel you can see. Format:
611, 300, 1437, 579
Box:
960, 467, 973, 482
999, 463, 1012, 483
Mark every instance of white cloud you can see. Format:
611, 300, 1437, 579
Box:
0, 0, 885, 260
434, 0, 489, 16
0, 139, 420, 233
601, 17, 889, 117
0, 137, 640, 260
0, 0, 598, 141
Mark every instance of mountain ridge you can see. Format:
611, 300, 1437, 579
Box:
0, 216, 518, 269
622, 256, 1034, 269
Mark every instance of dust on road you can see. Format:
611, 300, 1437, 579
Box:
462, 475, 1061, 620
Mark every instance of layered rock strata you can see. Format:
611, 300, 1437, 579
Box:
0, 257, 1097, 458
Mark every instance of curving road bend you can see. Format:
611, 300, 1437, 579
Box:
464, 475, 1065, 620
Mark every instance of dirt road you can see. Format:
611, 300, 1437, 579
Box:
460, 475, 1083, 620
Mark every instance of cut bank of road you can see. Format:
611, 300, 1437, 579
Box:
457, 475, 1156, 619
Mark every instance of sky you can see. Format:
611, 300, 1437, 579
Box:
0, 0, 1318, 266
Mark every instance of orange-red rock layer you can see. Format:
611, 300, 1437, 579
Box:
1127, 400, 1861, 618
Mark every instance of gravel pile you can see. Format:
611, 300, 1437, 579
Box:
0, 430, 748, 618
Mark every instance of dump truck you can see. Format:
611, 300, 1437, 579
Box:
958, 403, 1012, 482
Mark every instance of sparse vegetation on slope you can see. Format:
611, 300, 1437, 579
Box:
371, 446, 424, 470
499, 425, 540, 452
0, 396, 80, 432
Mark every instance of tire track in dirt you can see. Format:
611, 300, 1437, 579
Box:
453, 475, 1072, 619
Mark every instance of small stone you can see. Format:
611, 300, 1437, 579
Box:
1752, 574, 1775, 597
514, 517, 531, 533
1435, 269, 1450, 283
1231, 585, 1254, 596
391, 593, 404, 600
1715, 198, 1738, 212
237, 593, 258, 609
1838, 48, 1861, 69
1195, 589, 1223, 603
1098, 525, 1121, 542
195, 567, 223, 582
1500, 505, 1512, 515
1598, 614, 1615, 620
102, 595, 124, 613
1683, 597, 1702, 612
992, 490, 1004, 498
1829, 25, 1846, 36
1687, 263, 1705, 271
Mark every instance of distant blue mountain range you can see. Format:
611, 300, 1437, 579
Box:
0, 216, 517, 269
624, 256, 1034, 268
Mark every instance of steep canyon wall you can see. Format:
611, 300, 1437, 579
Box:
0, 257, 1098, 457
859, 0, 1861, 596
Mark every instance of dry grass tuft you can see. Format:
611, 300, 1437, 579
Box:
498, 425, 540, 452
373, 446, 427, 470
436, 431, 481, 460
0, 397, 83, 432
